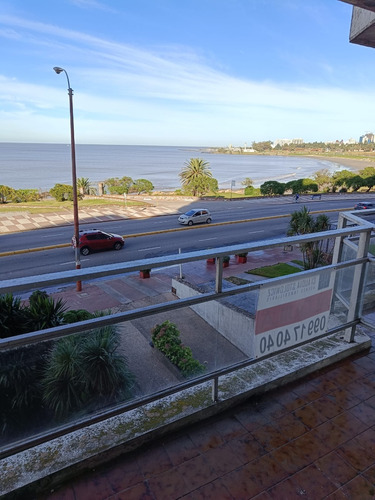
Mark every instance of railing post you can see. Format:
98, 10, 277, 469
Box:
344, 229, 371, 342
332, 213, 347, 265
215, 257, 223, 293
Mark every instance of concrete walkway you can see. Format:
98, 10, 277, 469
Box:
0, 191, 364, 234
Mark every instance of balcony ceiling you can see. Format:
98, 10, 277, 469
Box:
340, 0, 375, 47
341, 0, 375, 12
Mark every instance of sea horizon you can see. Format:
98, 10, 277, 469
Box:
0, 142, 349, 192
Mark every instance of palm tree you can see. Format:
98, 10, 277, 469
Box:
287, 206, 330, 269
179, 158, 213, 196
77, 177, 91, 195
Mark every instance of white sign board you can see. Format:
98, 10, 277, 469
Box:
254, 272, 333, 358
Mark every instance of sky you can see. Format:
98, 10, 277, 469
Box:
0, 0, 373, 147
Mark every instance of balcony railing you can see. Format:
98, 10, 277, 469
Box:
1, 210, 374, 495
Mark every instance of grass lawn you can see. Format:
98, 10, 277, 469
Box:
246, 262, 302, 278
291, 259, 304, 268
0, 197, 149, 214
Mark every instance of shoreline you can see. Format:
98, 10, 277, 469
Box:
307, 155, 375, 172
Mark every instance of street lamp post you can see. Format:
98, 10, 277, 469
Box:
53, 66, 82, 291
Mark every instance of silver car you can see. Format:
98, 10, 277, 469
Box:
178, 208, 212, 226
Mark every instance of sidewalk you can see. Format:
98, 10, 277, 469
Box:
0, 191, 363, 234
0, 204, 181, 234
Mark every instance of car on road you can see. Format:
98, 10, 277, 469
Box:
354, 201, 375, 210
178, 208, 212, 226
74, 229, 125, 255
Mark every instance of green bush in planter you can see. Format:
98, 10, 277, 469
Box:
151, 321, 205, 377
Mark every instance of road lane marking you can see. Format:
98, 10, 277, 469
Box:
198, 237, 218, 242
248, 230, 265, 234
139, 246, 161, 251
60, 259, 90, 266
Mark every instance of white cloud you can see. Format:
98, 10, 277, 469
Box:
0, 11, 373, 144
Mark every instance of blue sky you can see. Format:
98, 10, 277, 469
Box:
0, 0, 373, 146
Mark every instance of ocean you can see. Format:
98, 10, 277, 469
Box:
0, 143, 344, 192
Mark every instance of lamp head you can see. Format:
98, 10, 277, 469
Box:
53, 66, 64, 74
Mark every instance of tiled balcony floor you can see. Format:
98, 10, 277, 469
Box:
43, 329, 375, 500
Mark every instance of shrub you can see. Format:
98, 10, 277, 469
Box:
244, 186, 259, 196
63, 309, 95, 323
151, 321, 205, 377
50, 183, 74, 201
14, 189, 41, 202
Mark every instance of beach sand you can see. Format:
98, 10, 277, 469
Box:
314, 155, 375, 172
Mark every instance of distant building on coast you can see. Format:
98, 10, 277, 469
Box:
272, 138, 304, 148
359, 132, 374, 144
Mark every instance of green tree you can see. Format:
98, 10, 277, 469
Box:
130, 179, 154, 194
359, 166, 375, 178
0, 185, 16, 203
241, 177, 253, 188
285, 178, 318, 194
251, 141, 273, 152
332, 170, 355, 191
104, 176, 133, 195
287, 206, 331, 269
50, 183, 74, 202
362, 175, 375, 192
313, 169, 333, 192
346, 175, 364, 191
179, 158, 215, 196
260, 181, 285, 196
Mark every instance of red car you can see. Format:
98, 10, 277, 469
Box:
74, 229, 125, 256
354, 201, 375, 210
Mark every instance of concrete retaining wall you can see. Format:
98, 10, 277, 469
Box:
172, 278, 254, 357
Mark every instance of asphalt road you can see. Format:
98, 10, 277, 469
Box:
0, 196, 366, 280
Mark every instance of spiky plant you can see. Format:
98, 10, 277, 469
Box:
27, 295, 67, 332
0, 293, 29, 338
79, 326, 134, 402
287, 207, 331, 269
42, 336, 86, 418
0, 343, 49, 438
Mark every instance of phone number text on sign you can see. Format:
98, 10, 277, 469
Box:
257, 313, 328, 356
254, 272, 333, 359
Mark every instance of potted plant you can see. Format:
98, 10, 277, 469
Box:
140, 269, 151, 279
206, 248, 215, 264
222, 255, 230, 268
236, 252, 248, 264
